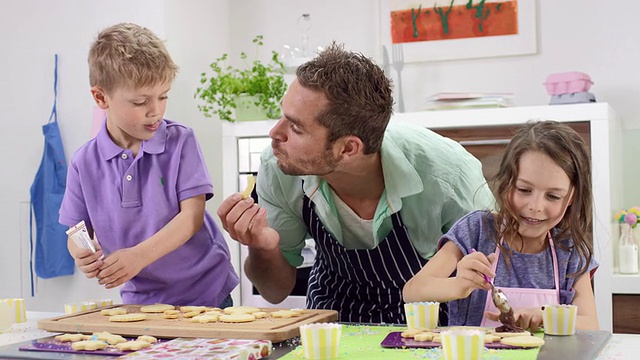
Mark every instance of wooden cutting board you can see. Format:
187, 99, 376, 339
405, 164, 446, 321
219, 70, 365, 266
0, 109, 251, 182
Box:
38, 304, 338, 343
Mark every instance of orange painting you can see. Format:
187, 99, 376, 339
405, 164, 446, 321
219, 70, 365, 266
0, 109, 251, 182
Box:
390, 0, 518, 44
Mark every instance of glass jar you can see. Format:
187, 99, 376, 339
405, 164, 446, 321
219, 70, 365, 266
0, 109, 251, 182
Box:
618, 223, 639, 274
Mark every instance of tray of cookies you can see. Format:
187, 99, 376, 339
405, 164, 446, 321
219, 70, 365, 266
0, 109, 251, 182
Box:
19, 332, 163, 356
20, 332, 274, 359
381, 326, 545, 350
37, 304, 338, 343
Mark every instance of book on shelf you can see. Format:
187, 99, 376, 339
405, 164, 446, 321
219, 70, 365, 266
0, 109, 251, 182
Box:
424, 92, 515, 110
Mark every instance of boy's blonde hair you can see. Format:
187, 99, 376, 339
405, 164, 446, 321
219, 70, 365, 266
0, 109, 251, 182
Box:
88, 23, 178, 93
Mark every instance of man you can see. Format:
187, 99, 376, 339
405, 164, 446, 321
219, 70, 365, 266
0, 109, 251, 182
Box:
217, 42, 494, 324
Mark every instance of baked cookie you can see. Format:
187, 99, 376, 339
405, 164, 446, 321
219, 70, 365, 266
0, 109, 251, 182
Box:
240, 174, 255, 199
400, 328, 428, 338
252, 311, 268, 319
191, 314, 219, 323
271, 309, 297, 318
493, 330, 531, 338
137, 335, 158, 344
55, 333, 91, 342
100, 307, 127, 316
183, 310, 205, 318
290, 308, 305, 316
223, 306, 261, 314
71, 340, 108, 351
204, 309, 224, 316
140, 304, 174, 313
500, 335, 545, 348
116, 340, 152, 351
93, 331, 127, 345
109, 313, 147, 322
484, 334, 501, 343
180, 305, 207, 313
163, 309, 180, 319
414, 332, 435, 342
219, 313, 256, 323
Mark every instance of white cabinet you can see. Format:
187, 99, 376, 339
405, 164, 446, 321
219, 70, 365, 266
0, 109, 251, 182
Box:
221, 103, 623, 331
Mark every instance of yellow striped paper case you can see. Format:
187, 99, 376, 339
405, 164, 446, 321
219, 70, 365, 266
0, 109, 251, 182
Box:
299, 323, 342, 359
64, 301, 97, 314
441, 329, 485, 360
542, 304, 577, 335
0, 298, 26, 323
404, 301, 439, 329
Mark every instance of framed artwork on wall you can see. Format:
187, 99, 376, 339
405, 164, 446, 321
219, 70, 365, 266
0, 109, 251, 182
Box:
379, 0, 537, 63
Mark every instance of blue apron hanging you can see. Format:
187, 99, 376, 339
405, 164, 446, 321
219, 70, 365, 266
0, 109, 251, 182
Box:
29, 54, 74, 293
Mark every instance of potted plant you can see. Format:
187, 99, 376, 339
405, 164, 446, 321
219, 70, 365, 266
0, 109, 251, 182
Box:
195, 35, 287, 122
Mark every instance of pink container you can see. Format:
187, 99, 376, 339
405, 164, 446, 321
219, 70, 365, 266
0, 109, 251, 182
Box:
544, 72, 593, 95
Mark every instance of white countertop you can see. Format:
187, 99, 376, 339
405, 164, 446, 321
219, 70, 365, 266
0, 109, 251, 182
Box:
0, 311, 62, 347
1, 311, 638, 359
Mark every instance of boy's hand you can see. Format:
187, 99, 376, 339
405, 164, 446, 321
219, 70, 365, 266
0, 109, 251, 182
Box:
68, 237, 104, 279
484, 307, 544, 332
97, 248, 144, 289
217, 193, 279, 251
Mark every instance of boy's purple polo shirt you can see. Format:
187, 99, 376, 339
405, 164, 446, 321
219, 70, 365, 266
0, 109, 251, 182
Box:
59, 119, 238, 306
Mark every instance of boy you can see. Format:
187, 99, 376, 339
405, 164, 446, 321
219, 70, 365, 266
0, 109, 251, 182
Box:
60, 23, 238, 307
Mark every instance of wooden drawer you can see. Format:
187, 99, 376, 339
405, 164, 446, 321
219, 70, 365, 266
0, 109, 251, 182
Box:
613, 294, 640, 333
431, 122, 591, 187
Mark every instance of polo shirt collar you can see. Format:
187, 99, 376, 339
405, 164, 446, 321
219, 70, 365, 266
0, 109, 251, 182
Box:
96, 119, 167, 160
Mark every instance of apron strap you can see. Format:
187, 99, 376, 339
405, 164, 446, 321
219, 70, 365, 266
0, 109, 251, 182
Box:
48, 54, 58, 124
29, 54, 59, 296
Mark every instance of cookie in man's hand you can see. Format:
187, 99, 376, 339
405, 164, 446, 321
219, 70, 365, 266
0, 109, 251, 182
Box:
240, 174, 255, 199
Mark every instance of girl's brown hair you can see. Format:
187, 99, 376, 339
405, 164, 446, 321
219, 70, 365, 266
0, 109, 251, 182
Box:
490, 120, 593, 277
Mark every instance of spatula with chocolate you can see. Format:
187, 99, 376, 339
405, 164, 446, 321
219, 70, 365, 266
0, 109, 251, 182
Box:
471, 249, 523, 333
491, 287, 523, 333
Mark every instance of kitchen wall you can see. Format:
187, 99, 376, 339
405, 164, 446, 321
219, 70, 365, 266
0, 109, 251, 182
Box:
2, 0, 640, 311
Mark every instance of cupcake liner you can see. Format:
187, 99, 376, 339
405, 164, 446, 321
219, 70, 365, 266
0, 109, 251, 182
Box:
86, 299, 113, 308
64, 301, 97, 314
441, 329, 485, 360
543, 304, 577, 335
0, 298, 26, 323
404, 301, 439, 329
299, 323, 342, 359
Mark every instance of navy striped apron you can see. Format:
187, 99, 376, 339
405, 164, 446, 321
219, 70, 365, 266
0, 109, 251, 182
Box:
303, 193, 447, 324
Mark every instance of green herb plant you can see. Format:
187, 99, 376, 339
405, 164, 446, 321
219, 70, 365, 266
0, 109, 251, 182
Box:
195, 35, 287, 122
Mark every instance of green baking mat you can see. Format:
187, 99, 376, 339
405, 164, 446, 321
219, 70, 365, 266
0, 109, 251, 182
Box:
279, 325, 542, 360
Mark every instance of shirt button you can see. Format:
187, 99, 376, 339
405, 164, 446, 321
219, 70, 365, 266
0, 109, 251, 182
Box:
126, 175, 133, 181
121, 153, 128, 160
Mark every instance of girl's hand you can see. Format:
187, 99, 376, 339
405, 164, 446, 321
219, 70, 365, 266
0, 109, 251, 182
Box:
454, 251, 497, 297
485, 307, 544, 332
97, 248, 143, 289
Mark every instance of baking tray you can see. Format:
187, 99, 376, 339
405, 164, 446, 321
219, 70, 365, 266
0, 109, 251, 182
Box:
37, 305, 338, 343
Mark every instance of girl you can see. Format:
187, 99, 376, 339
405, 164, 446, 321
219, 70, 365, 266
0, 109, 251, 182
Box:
403, 120, 599, 331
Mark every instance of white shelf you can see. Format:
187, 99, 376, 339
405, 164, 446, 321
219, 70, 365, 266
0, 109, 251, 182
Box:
612, 274, 640, 294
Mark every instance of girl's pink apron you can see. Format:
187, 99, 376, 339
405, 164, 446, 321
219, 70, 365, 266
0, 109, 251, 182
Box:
480, 232, 560, 327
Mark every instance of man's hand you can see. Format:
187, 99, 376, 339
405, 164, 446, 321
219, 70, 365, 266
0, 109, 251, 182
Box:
217, 193, 279, 251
